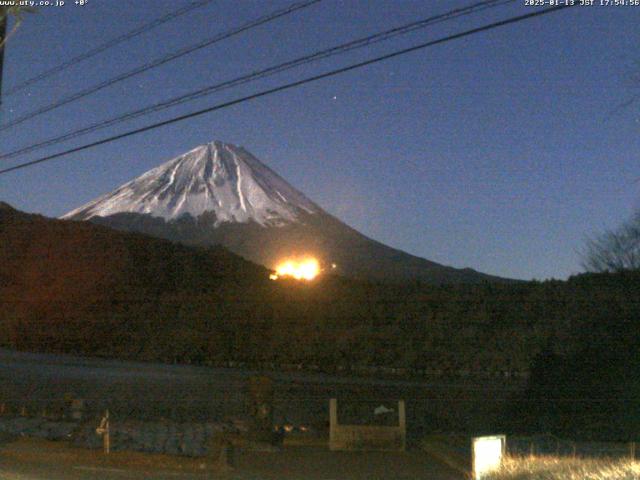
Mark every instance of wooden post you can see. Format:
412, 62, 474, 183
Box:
572, 443, 576, 459
630, 442, 636, 460
96, 409, 110, 454
104, 410, 110, 454
329, 398, 337, 450
529, 441, 535, 457
397, 400, 406, 451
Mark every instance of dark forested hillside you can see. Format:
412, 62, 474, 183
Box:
0, 202, 272, 360
1, 203, 638, 387
507, 271, 640, 440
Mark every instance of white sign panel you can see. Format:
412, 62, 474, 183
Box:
472, 435, 505, 480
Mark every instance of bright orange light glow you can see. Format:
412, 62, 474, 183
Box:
270, 258, 320, 281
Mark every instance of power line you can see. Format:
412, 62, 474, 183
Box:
0, 5, 575, 177
0, 0, 321, 133
4, 0, 216, 97
0, 0, 515, 162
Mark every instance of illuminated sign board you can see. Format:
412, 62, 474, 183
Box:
471, 435, 505, 479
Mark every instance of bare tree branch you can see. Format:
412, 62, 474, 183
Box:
582, 210, 640, 272
0, 6, 35, 50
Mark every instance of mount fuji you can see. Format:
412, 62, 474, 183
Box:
63, 141, 505, 283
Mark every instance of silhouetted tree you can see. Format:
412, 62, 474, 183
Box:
582, 210, 640, 272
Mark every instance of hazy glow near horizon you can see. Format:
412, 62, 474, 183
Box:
270, 258, 320, 281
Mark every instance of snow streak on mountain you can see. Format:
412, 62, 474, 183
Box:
63, 141, 320, 227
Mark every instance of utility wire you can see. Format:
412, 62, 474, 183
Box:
4, 0, 216, 97
0, 0, 514, 162
0, 0, 321, 133
0, 5, 575, 177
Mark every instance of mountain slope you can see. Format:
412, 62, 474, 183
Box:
63, 141, 320, 226
64, 141, 508, 284
0, 202, 275, 358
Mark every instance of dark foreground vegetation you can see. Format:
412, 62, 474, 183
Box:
1, 202, 639, 439
486, 456, 640, 480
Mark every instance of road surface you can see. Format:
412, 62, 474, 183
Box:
0, 438, 464, 480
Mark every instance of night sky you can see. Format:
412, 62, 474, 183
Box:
0, 0, 638, 280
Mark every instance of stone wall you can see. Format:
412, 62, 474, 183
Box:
0, 416, 246, 457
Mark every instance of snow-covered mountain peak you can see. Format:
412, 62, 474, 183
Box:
62, 141, 321, 226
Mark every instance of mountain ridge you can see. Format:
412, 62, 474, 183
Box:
64, 140, 511, 284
